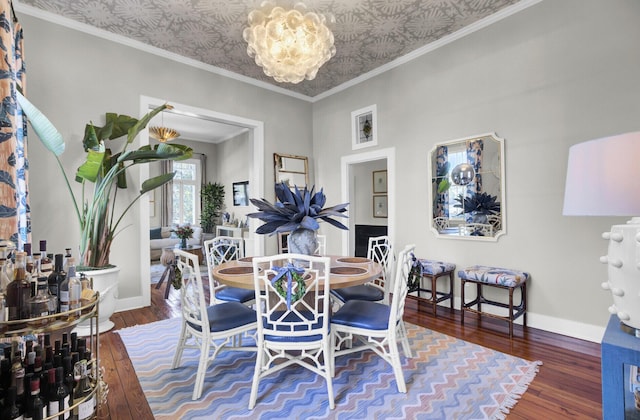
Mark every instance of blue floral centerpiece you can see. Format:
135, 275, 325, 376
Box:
248, 183, 349, 255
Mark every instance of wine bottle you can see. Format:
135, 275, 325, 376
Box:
27, 376, 45, 420
73, 360, 93, 420
48, 255, 66, 313
6, 252, 31, 321
28, 277, 57, 323
38, 242, 52, 278
1, 386, 22, 419
47, 366, 69, 420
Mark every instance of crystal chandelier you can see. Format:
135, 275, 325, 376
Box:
149, 107, 180, 143
243, 1, 336, 84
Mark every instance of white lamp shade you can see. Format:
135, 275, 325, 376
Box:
563, 131, 640, 216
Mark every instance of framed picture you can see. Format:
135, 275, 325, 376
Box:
372, 170, 387, 194
233, 181, 249, 206
351, 104, 378, 150
373, 195, 388, 218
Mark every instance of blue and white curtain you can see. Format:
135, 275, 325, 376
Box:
0, 0, 29, 248
466, 139, 483, 194
433, 145, 449, 218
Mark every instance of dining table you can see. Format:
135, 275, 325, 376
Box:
210, 255, 383, 290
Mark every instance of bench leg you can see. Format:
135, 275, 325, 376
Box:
509, 287, 515, 339
448, 271, 454, 310
431, 275, 437, 317
460, 278, 466, 325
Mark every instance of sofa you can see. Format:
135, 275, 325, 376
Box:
150, 226, 203, 261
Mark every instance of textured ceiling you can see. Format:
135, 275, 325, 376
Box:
17, 0, 527, 99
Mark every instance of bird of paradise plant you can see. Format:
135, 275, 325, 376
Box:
17, 92, 193, 268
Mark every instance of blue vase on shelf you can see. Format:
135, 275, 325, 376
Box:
180, 237, 187, 249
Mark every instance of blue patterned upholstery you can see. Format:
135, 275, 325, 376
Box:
458, 265, 529, 288
215, 287, 255, 304
419, 259, 456, 275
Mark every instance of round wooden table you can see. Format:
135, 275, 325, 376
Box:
211, 255, 382, 290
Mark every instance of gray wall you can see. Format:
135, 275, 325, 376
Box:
21, 14, 313, 307
19, 0, 640, 340
312, 0, 640, 340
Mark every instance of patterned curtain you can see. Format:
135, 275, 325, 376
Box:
467, 139, 484, 194
433, 145, 449, 218
0, 0, 29, 248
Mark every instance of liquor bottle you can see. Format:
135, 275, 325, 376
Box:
73, 360, 93, 420
24, 243, 33, 273
48, 255, 66, 313
67, 260, 81, 317
47, 367, 69, 420
38, 242, 52, 278
62, 249, 72, 273
6, 252, 31, 321
28, 277, 57, 322
9, 354, 25, 414
1, 386, 21, 419
26, 376, 44, 420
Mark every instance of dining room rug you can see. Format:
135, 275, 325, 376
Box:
117, 317, 541, 419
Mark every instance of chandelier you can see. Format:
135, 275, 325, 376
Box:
149, 107, 180, 143
242, 1, 336, 84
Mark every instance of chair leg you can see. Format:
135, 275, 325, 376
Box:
249, 346, 264, 409
323, 338, 335, 409
389, 337, 407, 393
171, 323, 187, 369
192, 340, 211, 400
398, 321, 412, 359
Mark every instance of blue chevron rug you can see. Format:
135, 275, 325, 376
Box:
117, 317, 541, 419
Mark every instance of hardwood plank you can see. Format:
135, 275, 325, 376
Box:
96, 282, 603, 419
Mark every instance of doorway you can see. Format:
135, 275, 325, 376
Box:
340, 148, 396, 256
136, 96, 265, 309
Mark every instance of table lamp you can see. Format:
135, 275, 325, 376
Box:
563, 131, 640, 335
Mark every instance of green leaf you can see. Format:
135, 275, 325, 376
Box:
75, 146, 105, 183
16, 92, 65, 156
126, 104, 170, 144
141, 172, 176, 194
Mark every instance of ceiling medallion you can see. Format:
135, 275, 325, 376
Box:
243, 1, 336, 84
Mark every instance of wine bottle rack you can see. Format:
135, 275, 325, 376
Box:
0, 292, 104, 419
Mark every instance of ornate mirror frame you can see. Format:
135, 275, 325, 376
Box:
428, 132, 506, 241
274, 153, 309, 188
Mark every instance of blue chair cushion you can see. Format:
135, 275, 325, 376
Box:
216, 286, 255, 303
458, 265, 530, 287
418, 259, 456, 275
187, 301, 256, 332
330, 285, 384, 303
263, 310, 325, 343
331, 300, 390, 331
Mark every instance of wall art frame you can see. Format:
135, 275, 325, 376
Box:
233, 181, 249, 206
351, 104, 378, 150
373, 170, 387, 194
373, 195, 388, 218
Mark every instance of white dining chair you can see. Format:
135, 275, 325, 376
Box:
330, 235, 393, 305
171, 249, 257, 400
249, 253, 334, 409
331, 244, 415, 393
204, 236, 255, 305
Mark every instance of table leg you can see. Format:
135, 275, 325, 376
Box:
164, 265, 175, 299
155, 265, 171, 289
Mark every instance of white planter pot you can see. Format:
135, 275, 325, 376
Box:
73, 266, 120, 336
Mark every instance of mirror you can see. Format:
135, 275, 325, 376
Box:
428, 132, 505, 241
274, 153, 309, 188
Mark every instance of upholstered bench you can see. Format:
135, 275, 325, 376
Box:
458, 265, 530, 338
407, 259, 456, 317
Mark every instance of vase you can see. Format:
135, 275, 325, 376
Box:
288, 228, 318, 255
180, 237, 187, 248
73, 265, 120, 336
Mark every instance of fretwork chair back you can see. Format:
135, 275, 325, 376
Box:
204, 236, 254, 305
331, 244, 415, 393
249, 253, 334, 409
330, 235, 393, 305
170, 249, 257, 400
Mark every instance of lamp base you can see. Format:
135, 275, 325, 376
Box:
619, 321, 640, 338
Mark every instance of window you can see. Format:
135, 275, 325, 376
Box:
171, 159, 202, 226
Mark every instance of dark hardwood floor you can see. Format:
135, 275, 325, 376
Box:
95, 283, 602, 419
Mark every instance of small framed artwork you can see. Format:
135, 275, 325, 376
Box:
233, 181, 249, 206
351, 104, 378, 150
373, 195, 388, 218
372, 170, 387, 194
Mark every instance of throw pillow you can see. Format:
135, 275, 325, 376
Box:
150, 227, 163, 240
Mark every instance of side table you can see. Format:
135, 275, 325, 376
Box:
601, 314, 640, 419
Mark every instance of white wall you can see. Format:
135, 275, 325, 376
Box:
214, 132, 251, 226
312, 0, 640, 341
21, 14, 313, 308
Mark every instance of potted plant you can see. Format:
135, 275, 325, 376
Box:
454, 191, 501, 223
200, 182, 225, 235
17, 92, 192, 332
248, 182, 349, 255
